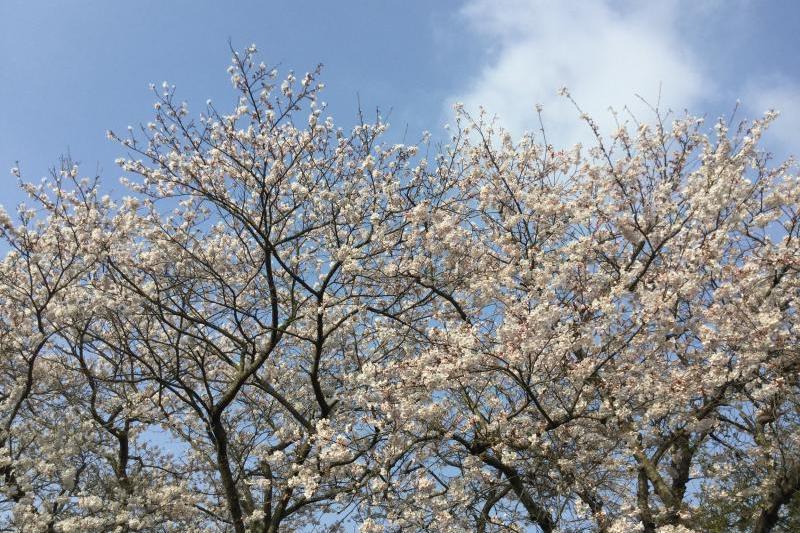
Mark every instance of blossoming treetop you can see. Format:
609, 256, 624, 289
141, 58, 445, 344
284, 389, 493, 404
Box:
1, 46, 798, 532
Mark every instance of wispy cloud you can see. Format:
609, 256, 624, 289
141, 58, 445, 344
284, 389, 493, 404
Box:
447, 0, 712, 146
743, 79, 800, 158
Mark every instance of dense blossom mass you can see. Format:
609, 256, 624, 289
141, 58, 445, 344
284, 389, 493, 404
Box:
1, 47, 799, 532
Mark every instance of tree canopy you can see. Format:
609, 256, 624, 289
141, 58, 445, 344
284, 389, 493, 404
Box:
1, 47, 799, 532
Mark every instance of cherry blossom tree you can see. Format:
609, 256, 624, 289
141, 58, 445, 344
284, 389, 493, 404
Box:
358, 104, 800, 532
1, 46, 798, 532
0, 162, 200, 532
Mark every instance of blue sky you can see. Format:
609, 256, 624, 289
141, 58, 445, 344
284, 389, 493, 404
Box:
2, 0, 799, 209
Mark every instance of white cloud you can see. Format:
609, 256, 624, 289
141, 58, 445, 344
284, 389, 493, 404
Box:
744, 80, 800, 158
448, 0, 712, 146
